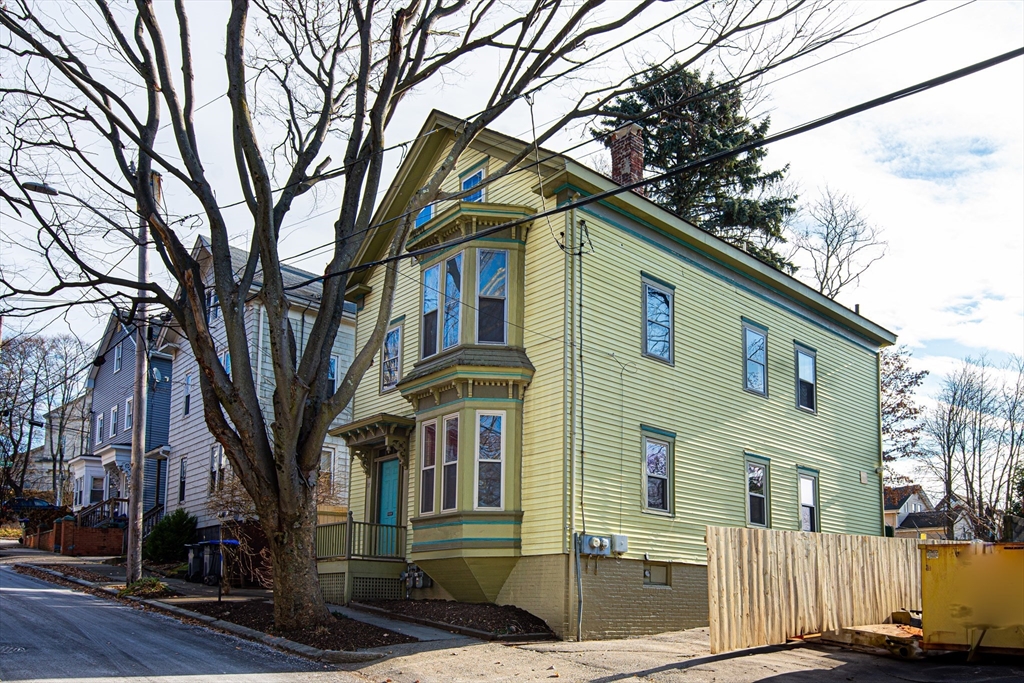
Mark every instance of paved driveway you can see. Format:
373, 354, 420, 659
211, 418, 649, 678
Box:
0, 566, 359, 683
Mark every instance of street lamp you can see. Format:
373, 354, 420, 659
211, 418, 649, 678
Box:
24, 174, 160, 584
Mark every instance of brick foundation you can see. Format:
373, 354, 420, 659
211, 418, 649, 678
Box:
23, 521, 125, 557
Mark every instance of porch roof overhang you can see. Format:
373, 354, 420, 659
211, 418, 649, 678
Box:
94, 443, 131, 469
329, 413, 415, 475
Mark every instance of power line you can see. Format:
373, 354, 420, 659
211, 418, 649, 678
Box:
280, 46, 1024, 294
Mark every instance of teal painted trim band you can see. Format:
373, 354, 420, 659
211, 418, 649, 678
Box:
389, 315, 406, 326
424, 396, 521, 413
741, 317, 768, 332
797, 465, 820, 474
744, 451, 771, 464
400, 367, 533, 394
411, 537, 518, 546
641, 424, 677, 439
641, 270, 676, 291
575, 204, 879, 354
418, 229, 526, 266
459, 158, 488, 178
794, 341, 818, 354
413, 519, 523, 530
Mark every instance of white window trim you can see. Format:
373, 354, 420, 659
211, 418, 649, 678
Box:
381, 325, 402, 392
320, 447, 335, 495
442, 252, 463, 352
113, 342, 122, 373
96, 413, 105, 444
422, 263, 441, 359
795, 345, 817, 413
178, 457, 187, 503
745, 455, 770, 528
476, 249, 509, 345
125, 397, 133, 430
799, 470, 819, 533
183, 374, 192, 416
327, 354, 340, 395
419, 419, 437, 516
473, 410, 506, 511
110, 406, 118, 437
742, 323, 768, 397
641, 279, 674, 364
461, 168, 485, 202
642, 434, 673, 515
441, 414, 459, 512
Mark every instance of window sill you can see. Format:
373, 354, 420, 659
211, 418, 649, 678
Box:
641, 352, 674, 367
642, 584, 673, 590
743, 387, 769, 399
796, 405, 817, 415
641, 508, 674, 518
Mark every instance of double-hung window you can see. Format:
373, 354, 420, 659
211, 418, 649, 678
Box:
206, 289, 220, 323
183, 375, 192, 416
422, 265, 440, 358
319, 449, 334, 497
210, 444, 226, 492
96, 413, 105, 444
381, 327, 401, 391
799, 471, 819, 532
795, 346, 816, 412
113, 342, 123, 372
420, 421, 436, 515
221, 351, 232, 380
326, 355, 339, 395
443, 254, 462, 350
477, 250, 508, 344
442, 416, 459, 511
125, 398, 133, 430
110, 406, 118, 437
746, 457, 770, 527
743, 323, 768, 396
642, 278, 673, 363
415, 205, 433, 228
461, 169, 484, 202
643, 434, 671, 513
475, 411, 504, 509
178, 457, 187, 503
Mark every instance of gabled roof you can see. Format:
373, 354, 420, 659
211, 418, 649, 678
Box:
899, 510, 953, 530
884, 485, 927, 511
355, 110, 897, 349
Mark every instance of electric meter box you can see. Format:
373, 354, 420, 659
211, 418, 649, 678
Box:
610, 534, 628, 554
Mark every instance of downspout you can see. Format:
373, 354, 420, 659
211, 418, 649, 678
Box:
567, 201, 582, 641
876, 349, 885, 536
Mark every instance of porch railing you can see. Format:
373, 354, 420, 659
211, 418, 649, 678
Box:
76, 497, 128, 528
142, 504, 165, 539
316, 514, 406, 561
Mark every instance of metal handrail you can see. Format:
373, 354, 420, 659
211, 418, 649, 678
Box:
142, 504, 165, 539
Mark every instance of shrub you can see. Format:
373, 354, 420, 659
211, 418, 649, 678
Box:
118, 577, 176, 598
143, 509, 197, 563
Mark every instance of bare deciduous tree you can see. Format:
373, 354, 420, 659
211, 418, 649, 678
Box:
794, 185, 886, 299
881, 345, 928, 485
924, 357, 1024, 539
0, 0, 867, 629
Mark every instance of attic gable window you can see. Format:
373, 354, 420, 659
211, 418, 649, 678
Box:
461, 169, 484, 202
206, 289, 220, 323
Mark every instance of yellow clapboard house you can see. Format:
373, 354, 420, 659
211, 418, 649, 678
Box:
321, 111, 896, 640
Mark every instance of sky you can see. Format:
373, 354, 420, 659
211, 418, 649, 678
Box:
3, 1, 1023, 449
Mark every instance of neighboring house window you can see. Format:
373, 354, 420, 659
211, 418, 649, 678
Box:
415, 205, 433, 228
327, 355, 340, 396
746, 457, 770, 527
796, 346, 816, 412
74, 477, 83, 506
90, 476, 104, 504
475, 411, 504, 509
477, 249, 507, 344
210, 444, 226, 491
422, 264, 440, 358
110, 406, 118, 437
206, 289, 220, 323
319, 449, 334, 497
643, 434, 671, 513
442, 415, 458, 511
443, 253, 463, 350
743, 323, 768, 396
96, 413, 105, 444
642, 279, 673, 363
461, 169, 484, 202
221, 351, 232, 380
183, 375, 192, 416
113, 342, 122, 373
125, 398, 133, 430
381, 327, 401, 391
420, 421, 436, 515
178, 457, 187, 503
799, 471, 818, 532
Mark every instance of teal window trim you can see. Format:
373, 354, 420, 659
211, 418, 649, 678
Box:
389, 314, 406, 326
640, 270, 676, 291
794, 344, 817, 414
458, 158, 488, 179
742, 322, 769, 398
640, 424, 677, 439
741, 316, 768, 331
641, 277, 674, 365
744, 453, 771, 528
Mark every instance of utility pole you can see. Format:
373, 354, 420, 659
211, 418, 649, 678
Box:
126, 168, 161, 584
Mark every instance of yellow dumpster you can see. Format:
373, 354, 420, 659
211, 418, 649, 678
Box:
920, 542, 1024, 655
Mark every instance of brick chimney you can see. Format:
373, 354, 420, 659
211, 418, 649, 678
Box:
609, 123, 645, 197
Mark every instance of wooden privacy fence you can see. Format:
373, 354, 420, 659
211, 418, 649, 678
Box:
706, 526, 932, 654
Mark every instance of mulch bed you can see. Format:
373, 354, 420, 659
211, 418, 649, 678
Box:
176, 599, 417, 651
360, 599, 552, 636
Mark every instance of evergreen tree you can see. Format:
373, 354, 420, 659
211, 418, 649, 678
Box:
596, 66, 797, 271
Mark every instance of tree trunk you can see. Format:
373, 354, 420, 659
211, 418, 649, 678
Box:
259, 481, 332, 631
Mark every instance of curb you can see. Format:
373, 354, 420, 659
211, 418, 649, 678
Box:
15, 563, 384, 663
348, 602, 555, 642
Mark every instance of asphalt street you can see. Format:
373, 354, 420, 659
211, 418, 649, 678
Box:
0, 566, 359, 683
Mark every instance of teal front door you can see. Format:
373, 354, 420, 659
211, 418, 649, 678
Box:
377, 459, 399, 526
